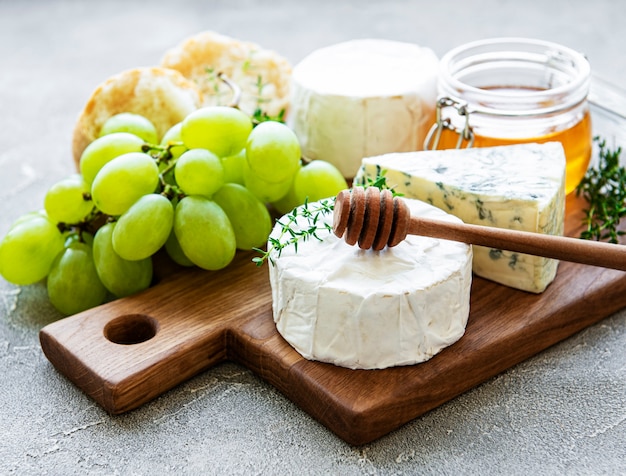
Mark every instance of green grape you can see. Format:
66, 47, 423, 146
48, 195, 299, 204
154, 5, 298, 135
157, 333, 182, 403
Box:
164, 228, 194, 267
99, 113, 159, 145
270, 161, 303, 214
293, 160, 348, 203
243, 161, 293, 203
160, 122, 187, 160
47, 240, 107, 316
220, 149, 246, 185
44, 174, 93, 224
181, 106, 252, 158
271, 181, 301, 215
63, 230, 94, 248
112, 194, 174, 260
213, 183, 272, 250
9, 209, 47, 230
93, 222, 153, 297
0, 213, 64, 285
245, 121, 301, 183
174, 196, 236, 270
175, 149, 224, 197
80, 132, 145, 185
91, 152, 159, 216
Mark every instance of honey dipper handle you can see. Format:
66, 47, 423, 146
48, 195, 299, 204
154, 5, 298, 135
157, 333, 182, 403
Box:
410, 216, 626, 271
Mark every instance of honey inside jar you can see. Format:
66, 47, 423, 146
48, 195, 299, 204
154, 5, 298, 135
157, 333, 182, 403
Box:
434, 38, 592, 195
436, 96, 592, 195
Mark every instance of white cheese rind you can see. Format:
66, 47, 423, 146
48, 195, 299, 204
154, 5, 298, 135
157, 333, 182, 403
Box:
268, 198, 473, 370
289, 39, 439, 178
354, 142, 567, 293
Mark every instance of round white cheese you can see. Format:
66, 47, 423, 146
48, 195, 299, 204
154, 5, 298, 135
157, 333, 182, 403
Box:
268, 197, 473, 370
289, 39, 439, 178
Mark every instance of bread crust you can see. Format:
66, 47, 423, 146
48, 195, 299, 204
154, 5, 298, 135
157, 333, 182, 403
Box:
72, 67, 202, 167
161, 31, 291, 119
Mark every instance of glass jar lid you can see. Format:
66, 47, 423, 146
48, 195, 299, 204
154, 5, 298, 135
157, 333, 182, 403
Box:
438, 37, 591, 117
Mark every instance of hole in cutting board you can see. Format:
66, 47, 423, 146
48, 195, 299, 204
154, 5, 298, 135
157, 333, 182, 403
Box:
103, 314, 159, 345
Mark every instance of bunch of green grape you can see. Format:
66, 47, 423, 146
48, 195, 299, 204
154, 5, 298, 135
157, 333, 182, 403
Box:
0, 107, 347, 316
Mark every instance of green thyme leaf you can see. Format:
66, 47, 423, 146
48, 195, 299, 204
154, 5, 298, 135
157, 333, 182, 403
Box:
252, 198, 335, 266
576, 136, 626, 243
252, 170, 398, 266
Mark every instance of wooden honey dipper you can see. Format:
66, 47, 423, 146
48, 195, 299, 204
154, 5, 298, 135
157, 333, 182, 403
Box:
332, 186, 626, 271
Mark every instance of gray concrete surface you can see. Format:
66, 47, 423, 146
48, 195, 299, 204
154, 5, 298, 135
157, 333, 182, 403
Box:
1, 0, 625, 474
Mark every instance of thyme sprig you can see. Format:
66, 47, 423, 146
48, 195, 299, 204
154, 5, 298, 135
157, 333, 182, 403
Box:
576, 137, 626, 242
251, 75, 286, 125
252, 170, 400, 266
251, 107, 285, 125
359, 171, 403, 197
252, 198, 335, 267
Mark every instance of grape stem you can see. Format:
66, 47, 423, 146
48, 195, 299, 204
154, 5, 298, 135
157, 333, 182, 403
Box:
160, 183, 183, 201
57, 209, 108, 242
159, 160, 177, 180
142, 142, 186, 199
143, 142, 183, 166
217, 72, 242, 109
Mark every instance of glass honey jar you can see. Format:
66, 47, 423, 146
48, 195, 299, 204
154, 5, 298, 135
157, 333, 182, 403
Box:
425, 37, 592, 194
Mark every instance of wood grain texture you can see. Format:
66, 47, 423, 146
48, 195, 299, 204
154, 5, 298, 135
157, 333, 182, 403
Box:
39, 193, 626, 445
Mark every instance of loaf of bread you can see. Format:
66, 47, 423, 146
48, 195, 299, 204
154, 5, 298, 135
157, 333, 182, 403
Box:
72, 67, 202, 166
72, 32, 293, 168
161, 31, 292, 119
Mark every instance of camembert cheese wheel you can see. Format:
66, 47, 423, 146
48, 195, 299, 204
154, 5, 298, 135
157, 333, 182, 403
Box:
268, 197, 472, 370
289, 39, 439, 178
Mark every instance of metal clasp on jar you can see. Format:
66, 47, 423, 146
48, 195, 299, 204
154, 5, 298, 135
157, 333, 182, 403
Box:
424, 97, 475, 150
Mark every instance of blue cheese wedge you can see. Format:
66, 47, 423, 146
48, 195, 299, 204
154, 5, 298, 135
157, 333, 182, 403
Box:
354, 142, 566, 293
268, 198, 472, 370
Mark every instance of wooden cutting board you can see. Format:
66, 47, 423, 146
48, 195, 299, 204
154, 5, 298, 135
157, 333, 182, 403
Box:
38, 193, 626, 445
